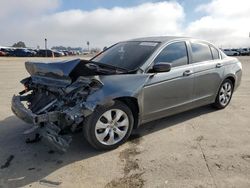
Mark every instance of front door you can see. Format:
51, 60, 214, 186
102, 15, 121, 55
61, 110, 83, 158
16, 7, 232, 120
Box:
142, 41, 195, 123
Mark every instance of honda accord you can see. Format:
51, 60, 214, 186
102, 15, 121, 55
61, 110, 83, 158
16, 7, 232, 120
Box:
11, 36, 242, 152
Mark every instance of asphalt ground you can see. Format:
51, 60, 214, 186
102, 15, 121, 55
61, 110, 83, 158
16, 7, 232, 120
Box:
0, 56, 250, 188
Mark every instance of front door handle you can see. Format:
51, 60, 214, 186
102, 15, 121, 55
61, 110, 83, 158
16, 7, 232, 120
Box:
183, 70, 193, 76
216, 63, 223, 68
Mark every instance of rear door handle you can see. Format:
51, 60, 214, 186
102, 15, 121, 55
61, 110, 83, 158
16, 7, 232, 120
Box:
183, 70, 193, 76
216, 63, 223, 68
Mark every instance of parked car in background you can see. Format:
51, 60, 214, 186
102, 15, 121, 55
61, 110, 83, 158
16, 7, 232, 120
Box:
12, 36, 242, 152
62, 50, 69, 56
36, 49, 64, 57
36, 49, 52, 57
12, 48, 36, 57
53, 50, 64, 57
229, 48, 250, 56
0, 50, 8, 56
0, 48, 14, 56
231, 48, 241, 55
241, 48, 250, 56
223, 49, 239, 56
82, 51, 90, 55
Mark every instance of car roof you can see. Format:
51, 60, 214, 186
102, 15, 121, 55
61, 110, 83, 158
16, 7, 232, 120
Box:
127, 36, 191, 43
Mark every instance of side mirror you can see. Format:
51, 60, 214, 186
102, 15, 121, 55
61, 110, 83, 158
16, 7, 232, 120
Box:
152, 62, 171, 73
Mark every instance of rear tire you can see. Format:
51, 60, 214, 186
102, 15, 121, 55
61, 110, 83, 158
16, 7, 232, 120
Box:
83, 101, 134, 150
213, 79, 234, 109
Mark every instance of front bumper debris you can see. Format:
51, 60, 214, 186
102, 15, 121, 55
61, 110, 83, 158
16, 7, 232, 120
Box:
11, 95, 62, 125
11, 95, 79, 152
11, 95, 35, 124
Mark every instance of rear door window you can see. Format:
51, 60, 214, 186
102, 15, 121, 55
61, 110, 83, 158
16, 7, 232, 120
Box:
191, 42, 213, 63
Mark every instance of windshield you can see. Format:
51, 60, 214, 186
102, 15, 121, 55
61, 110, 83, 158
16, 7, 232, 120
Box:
92, 41, 160, 70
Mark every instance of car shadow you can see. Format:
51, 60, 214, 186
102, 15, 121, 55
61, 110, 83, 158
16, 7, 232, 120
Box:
0, 105, 216, 187
131, 105, 216, 140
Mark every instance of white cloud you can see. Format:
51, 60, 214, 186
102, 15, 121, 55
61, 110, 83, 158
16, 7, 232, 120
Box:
196, 0, 250, 18
0, 1, 184, 48
188, 0, 250, 48
0, 0, 60, 47
0, 0, 59, 19
1, 0, 250, 49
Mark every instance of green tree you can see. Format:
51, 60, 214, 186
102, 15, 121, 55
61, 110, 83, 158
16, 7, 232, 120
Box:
12, 41, 26, 48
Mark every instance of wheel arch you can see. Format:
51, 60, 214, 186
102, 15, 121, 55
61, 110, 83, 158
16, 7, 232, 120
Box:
114, 97, 140, 129
224, 75, 236, 89
214, 74, 236, 103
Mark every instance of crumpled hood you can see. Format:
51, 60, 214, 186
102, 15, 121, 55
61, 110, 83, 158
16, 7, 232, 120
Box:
25, 58, 102, 81
25, 59, 99, 87
25, 59, 82, 78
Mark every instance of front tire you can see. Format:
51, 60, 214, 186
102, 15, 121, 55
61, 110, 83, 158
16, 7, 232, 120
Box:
83, 101, 134, 150
213, 79, 234, 109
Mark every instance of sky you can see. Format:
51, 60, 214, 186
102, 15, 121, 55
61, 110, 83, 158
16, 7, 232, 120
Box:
0, 0, 250, 49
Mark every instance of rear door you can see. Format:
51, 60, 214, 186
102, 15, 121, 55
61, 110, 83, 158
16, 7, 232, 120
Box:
142, 41, 195, 122
189, 41, 224, 105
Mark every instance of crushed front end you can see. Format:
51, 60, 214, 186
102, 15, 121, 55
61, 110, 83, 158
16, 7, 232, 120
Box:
12, 73, 103, 153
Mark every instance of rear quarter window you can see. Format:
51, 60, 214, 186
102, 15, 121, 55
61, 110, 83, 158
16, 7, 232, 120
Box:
191, 42, 213, 63
210, 46, 220, 59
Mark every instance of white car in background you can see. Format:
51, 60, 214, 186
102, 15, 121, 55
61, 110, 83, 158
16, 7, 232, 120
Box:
223, 49, 239, 56
241, 48, 250, 56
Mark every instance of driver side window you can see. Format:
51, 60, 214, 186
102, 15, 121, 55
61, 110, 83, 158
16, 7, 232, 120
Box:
154, 42, 188, 68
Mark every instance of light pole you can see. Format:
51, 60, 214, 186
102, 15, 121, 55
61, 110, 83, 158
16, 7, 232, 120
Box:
45, 38, 47, 57
249, 32, 250, 55
87, 41, 90, 52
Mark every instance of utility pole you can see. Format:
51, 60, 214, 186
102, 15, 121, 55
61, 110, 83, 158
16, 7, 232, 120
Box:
249, 32, 250, 55
45, 38, 47, 57
87, 41, 90, 52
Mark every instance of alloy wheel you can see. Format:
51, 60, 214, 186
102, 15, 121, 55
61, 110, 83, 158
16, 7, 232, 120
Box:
219, 82, 232, 106
95, 109, 129, 145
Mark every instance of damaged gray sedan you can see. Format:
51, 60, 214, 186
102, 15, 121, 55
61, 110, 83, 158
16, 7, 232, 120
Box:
11, 36, 242, 152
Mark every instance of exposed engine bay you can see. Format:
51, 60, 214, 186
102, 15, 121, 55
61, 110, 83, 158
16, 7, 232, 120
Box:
12, 59, 126, 152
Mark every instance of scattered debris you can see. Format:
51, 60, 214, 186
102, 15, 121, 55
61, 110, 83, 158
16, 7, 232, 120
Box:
25, 134, 41, 144
227, 165, 236, 170
28, 167, 36, 171
48, 150, 55, 154
191, 145, 198, 150
215, 163, 222, 169
196, 135, 204, 142
241, 154, 250, 161
39, 179, 62, 187
8, 177, 25, 181
1, 155, 14, 169
56, 160, 63, 165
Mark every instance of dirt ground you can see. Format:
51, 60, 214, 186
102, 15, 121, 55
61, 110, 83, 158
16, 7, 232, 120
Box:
0, 56, 250, 188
